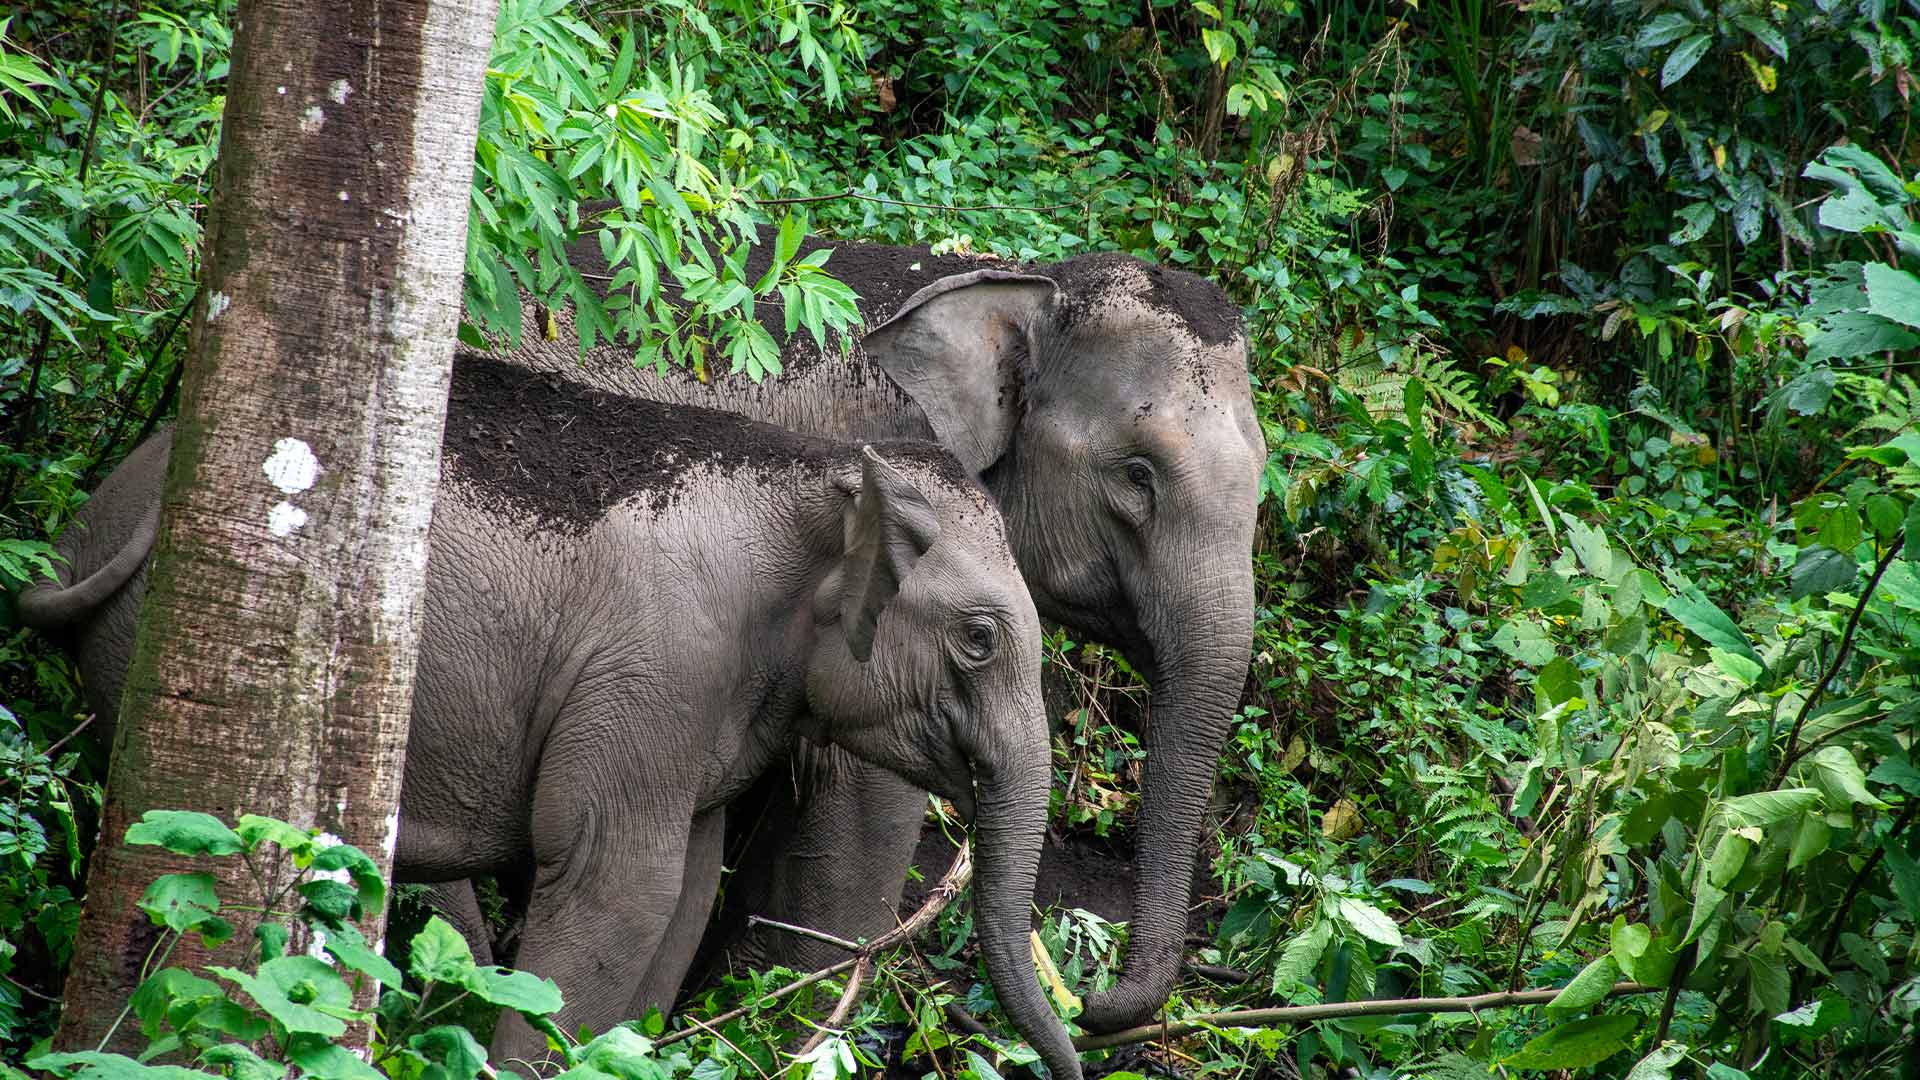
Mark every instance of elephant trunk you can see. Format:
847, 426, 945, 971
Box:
968, 721, 1084, 1080
1078, 566, 1255, 1034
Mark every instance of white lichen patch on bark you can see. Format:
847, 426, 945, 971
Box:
301, 105, 324, 133
267, 501, 308, 537
207, 292, 231, 321
329, 79, 353, 104
384, 807, 401, 860
264, 437, 320, 493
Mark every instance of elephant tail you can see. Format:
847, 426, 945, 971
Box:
15, 504, 160, 631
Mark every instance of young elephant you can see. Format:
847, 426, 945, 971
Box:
17, 358, 1083, 1078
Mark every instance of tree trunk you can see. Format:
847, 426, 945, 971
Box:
55, 0, 497, 1052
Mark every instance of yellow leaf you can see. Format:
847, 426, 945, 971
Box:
1322, 797, 1363, 841
1640, 109, 1670, 134
1713, 142, 1728, 170
1505, 344, 1528, 363
1278, 734, 1307, 774
541, 306, 558, 341
1742, 52, 1778, 92
1030, 931, 1082, 1015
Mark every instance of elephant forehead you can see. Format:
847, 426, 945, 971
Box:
1041, 251, 1245, 348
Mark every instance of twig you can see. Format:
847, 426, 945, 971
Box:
1821, 797, 1920, 966
755, 187, 1085, 214
1654, 945, 1694, 1046
1183, 962, 1252, 985
1070, 981, 1660, 1052
81, 285, 200, 490
38, 713, 96, 760
796, 955, 871, 1056
680, 1012, 773, 1080
1777, 533, 1904, 778
747, 916, 864, 954
657, 844, 972, 1047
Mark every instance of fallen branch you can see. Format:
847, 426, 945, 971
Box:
1070, 981, 1658, 1052
656, 843, 972, 1047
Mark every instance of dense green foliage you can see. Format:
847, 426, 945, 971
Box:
4, 0, 1919, 1076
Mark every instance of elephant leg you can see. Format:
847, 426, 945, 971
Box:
728, 746, 929, 973
631, 810, 724, 1016
421, 880, 495, 966
489, 800, 689, 1068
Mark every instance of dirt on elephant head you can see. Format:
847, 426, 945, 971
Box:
1040, 251, 1246, 347
444, 356, 972, 533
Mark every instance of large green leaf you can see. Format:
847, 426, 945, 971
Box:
210, 957, 354, 1038
1493, 616, 1556, 666
1503, 1013, 1641, 1070
408, 916, 479, 986
409, 1026, 490, 1080
1661, 588, 1762, 668
1271, 918, 1333, 992
1337, 897, 1404, 948
1802, 746, 1887, 809
468, 965, 565, 1015
1546, 954, 1619, 1015
1660, 34, 1713, 88
125, 811, 245, 857
1791, 546, 1857, 600
1864, 263, 1920, 329
1721, 788, 1823, 829
27, 1053, 214, 1080
137, 873, 231, 942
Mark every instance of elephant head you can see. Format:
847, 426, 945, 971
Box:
863, 255, 1264, 1032
805, 447, 1080, 1080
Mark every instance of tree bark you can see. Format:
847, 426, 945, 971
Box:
55, 0, 496, 1052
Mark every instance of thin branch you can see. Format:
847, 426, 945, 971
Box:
1777, 533, 1905, 778
746, 916, 864, 954
680, 1012, 773, 1080
38, 713, 96, 760
656, 843, 972, 1047
1070, 981, 1660, 1052
1822, 797, 1920, 966
795, 955, 870, 1056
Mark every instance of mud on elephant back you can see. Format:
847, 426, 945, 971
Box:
490, 215, 1266, 1033
15, 357, 1087, 1080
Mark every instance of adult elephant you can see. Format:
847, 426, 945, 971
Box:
486, 220, 1263, 1033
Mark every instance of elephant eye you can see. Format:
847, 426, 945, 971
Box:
1125, 460, 1154, 489
959, 618, 997, 661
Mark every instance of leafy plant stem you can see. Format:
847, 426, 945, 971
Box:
1070, 981, 1662, 1051
1820, 797, 1920, 966
1775, 533, 1905, 779
1653, 942, 1696, 1047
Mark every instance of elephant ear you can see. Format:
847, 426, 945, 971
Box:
862, 270, 1058, 475
828, 447, 943, 662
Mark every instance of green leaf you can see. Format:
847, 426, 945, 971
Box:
1336, 897, 1403, 948
1503, 1013, 1641, 1070
1610, 917, 1678, 986
408, 917, 478, 986
1670, 201, 1716, 244
1661, 588, 1762, 668
125, 811, 245, 857
196, 1045, 285, 1080
1863, 264, 1920, 329
137, 873, 230, 940
1772, 995, 1850, 1045
1777, 366, 1836, 415
1791, 546, 1857, 600
1492, 616, 1556, 666
1721, 788, 1823, 828
26, 1053, 213, 1080
1635, 12, 1696, 48
1271, 919, 1333, 992
234, 815, 313, 856
1707, 648, 1763, 688
322, 923, 403, 988
210, 957, 353, 1038
1867, 756, 1920, 796
409, 1026, 489, 1080
1546, 954, 1619, 1016
1625, 1043, 1688, 1080
283, 1035, 383, 1080
310, 841, 384, 909
1802, 746, 1888, 809
1661, 34, 1714, 88
468, 965, 565, 1015
129, 968, 224, 1042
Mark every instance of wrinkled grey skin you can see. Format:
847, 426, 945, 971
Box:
17, 405, 1083, 1079
494, 227, 1265, 1032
